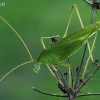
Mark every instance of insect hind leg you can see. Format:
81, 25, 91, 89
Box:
63, 4, 84, 38
82, 31, 98, 79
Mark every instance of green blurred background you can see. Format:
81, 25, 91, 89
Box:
0, 0, 100, 100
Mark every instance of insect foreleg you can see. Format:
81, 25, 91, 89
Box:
46, 64, 63, 85
63, 4, 84, 38
52, 65, 57, 72
46, 64, 57, 78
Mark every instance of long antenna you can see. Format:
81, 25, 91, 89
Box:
0, 61, 32, 82
0, 16, 34, 61
0, 16, 35, 81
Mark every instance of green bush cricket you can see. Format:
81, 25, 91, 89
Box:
0, 4, 99, 84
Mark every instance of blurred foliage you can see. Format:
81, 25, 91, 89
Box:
0, 0, 100, 100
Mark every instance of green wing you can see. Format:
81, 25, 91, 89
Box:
37, 21, 100, 65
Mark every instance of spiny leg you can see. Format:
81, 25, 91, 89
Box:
40, 35, 59, 49
63, 4, 84, 38
65, 4, 98, 79
68, 64, 72, 87
62, 4, 87, 86
46, 64, 57, 78
86, 27, 98, 61
40, 33, 62, 80
46, 64, 63, 85
40, 35, 59, 75
82, 32, 98, 79
40, 35, 59, 74
75, 32, 98, 88
52, 65, 57, 72
62, 4, 86, 83
81, 0, 100, 79
63, 4, 97, 88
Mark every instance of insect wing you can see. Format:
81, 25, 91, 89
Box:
37, 21, 100, 65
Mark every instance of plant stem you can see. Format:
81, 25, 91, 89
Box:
69, 94, 74, 100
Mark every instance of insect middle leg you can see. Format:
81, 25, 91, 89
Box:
46, 64, 64, 85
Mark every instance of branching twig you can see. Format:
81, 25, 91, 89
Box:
32, 87, 68, 97
77, 93, 100, 98
32, 87, 100, 98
